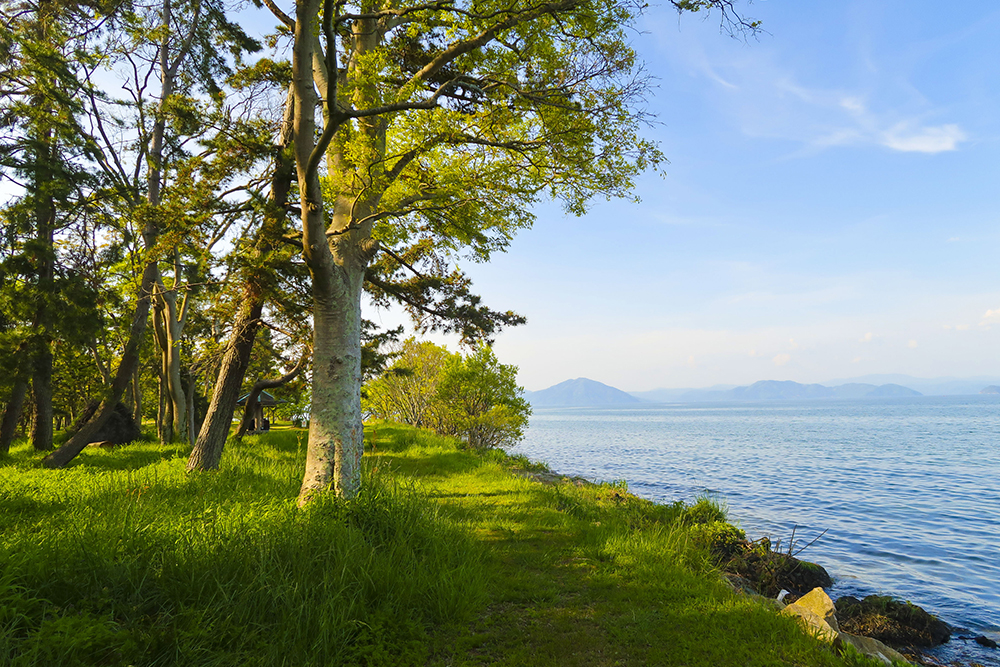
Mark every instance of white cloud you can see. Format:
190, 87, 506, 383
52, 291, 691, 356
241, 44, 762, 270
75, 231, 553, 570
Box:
881, 122, 966, 153
908, 340, 919, 348
861, 332, 874, 342
789, 338, 799, 349
979, 308, 1000, 326
852, 357, 862, 364
773, 353, 791, 366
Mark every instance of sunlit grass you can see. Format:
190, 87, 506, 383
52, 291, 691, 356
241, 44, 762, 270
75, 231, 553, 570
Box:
1, 422, 888, 666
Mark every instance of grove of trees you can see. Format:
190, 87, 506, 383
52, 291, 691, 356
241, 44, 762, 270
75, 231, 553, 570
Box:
0, 0, 755, 499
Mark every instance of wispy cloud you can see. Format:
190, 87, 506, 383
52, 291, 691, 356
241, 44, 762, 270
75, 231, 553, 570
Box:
665, 33, 969, 155
881, 122, 966, 153
773, 353, 791, 366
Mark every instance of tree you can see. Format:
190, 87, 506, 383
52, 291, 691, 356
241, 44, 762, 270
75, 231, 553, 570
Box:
436, 346, 530, 449
41, 0, 263, 466
0, 0, 108, 453
362, 337, 456, 428
277, 0, 749, 502
363, 340, 530, 449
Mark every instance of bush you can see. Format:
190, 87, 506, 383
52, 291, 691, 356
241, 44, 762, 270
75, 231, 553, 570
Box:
363, 340, 531, 450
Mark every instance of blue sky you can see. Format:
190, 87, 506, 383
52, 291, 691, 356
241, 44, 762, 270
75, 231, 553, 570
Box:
386, 2, 1000, 390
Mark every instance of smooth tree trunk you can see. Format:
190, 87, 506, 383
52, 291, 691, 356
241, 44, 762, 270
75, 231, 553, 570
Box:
132, 363, 142, 423
186, 366, 196, 445
300, 258, 367, 500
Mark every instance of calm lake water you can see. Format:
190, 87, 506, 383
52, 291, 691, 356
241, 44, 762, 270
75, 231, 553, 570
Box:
512, 396, 1000, 665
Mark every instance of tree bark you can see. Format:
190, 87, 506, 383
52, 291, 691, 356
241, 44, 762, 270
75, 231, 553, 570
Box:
0, 377, 29, 455
300, 257, 367, 501
132, 362, 142, 424
30, 345, 54, 451
185, 295, 263, 470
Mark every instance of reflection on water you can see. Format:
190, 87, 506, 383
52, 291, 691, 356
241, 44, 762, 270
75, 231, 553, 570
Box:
512, 396, 1000, 665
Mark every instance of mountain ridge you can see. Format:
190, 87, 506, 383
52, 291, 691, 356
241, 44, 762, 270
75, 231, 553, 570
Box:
525, 378, 642, 407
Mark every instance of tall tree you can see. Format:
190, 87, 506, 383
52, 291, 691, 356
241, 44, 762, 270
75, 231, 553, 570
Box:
272, 0, 755, 500
42, 0, 261, 466
0, 0, 109, 452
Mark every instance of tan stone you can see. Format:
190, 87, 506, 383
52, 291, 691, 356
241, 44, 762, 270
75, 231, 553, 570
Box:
782, 603, 838, 643
794, 587, 839, 632
838, 631, 910, 665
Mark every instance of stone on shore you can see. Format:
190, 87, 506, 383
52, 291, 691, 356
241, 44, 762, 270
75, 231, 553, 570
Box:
836, 595, 950, 647
792, 587, 840, 632
782, 588, 839, 643
837, 632, 909, 665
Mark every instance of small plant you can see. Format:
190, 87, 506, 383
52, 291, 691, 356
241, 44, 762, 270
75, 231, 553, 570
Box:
682, 496, 728, 526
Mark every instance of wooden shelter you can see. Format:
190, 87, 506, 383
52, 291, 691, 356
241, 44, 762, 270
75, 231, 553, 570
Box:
236, 390, 286, 432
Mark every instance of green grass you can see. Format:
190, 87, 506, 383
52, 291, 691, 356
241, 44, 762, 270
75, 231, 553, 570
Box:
1, 423, 884, 666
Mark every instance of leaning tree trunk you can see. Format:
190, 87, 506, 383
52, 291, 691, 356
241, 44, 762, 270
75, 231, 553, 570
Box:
185, 294, 263, 470
42, 260, 160, 467
186, 88, 295, 472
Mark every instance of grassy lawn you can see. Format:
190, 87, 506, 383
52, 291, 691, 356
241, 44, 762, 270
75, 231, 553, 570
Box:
1, 423, 879, 666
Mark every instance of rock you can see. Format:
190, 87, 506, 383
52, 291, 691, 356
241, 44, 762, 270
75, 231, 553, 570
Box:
838, 632, 910, 665
975, 635, 998, 649
728, 550, 833, 597
782, 600, 839, 643
793, 587, 839, 632
779, 556, 834, 593
836, 595, 950, 647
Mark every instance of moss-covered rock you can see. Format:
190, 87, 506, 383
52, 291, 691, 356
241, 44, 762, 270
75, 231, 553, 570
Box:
836, 595, 951, 647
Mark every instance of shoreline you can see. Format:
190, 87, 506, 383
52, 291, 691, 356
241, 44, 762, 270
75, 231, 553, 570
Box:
513, 466, 997, 667
517, 400, 1000, 666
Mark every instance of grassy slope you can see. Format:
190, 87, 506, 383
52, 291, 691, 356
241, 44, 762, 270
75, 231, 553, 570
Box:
1, 423, 878, 666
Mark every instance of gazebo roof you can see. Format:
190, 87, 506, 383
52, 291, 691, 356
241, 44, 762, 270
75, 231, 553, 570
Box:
236, 390, 287, 407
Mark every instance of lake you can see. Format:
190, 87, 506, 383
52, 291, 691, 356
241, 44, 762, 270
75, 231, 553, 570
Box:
511, 396, 1000, 665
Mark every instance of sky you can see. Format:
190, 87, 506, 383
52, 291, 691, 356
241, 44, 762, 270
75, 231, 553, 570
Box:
369, 1, 1000, 391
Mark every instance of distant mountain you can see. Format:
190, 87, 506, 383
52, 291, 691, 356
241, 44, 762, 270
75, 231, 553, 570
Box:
980, 386, 1000, 395
526, 378, 642, 407
865, 383, 922, 397
824, 374, 1000, 396
626, 380, 921, 403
